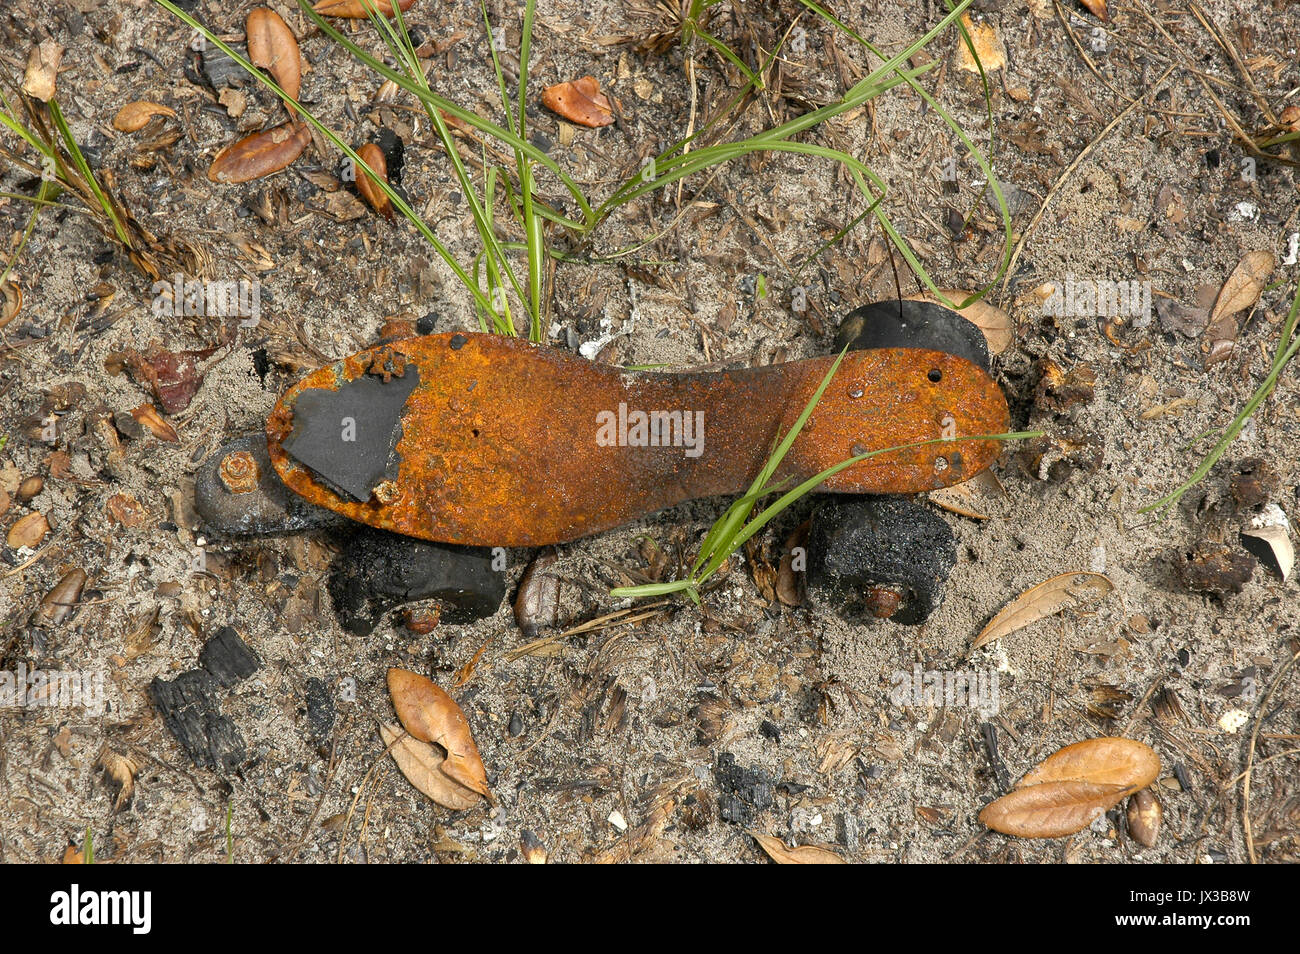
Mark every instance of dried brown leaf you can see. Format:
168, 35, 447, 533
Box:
906, 289, 1013, 354
972, 572, 1113, 650
96, 747, 140, 812
247, 7, 302, 105
112, 101, 176, 133
1019, 738, 1160, 790
776, 520, 809, 606
1, 280, 21, 330
22, 40, 63, 102
379, 723, 482, 811
979, 779, 1130, 838
541, 76, 614, 127
1209, 250, 1274, 326
953, 15, 1006, 73
748, 830, 847, 864
208, 122, 311, 184
928, 468, 1003, 520
312, 0, 416, 17
106, 493, 149, 529
354, 143, 393, 220
387, 669, 490, 798
7, 511, 49, 549
124, 606, 162, 660
130, 403, 179, 443
1078, 0, 1108, 20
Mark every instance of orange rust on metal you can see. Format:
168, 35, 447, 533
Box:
266, 333, 1009, 547
218, 449, 260, 494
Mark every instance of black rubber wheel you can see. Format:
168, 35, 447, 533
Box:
834, 298, 990, 372
806, 496, 957, 625
328, 527, 506, 636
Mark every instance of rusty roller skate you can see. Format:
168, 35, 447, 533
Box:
196, 299, 1009, 628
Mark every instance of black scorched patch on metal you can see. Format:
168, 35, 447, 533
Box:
280, 367, 420, 501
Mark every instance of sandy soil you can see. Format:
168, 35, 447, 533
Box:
1, 0, 1297, 863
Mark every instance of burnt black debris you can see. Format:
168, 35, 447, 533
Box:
807, 496, 957, 625
714, 752, 774, 826
280, 366, 420, 502
304, 677, 335, 742
327, 527, 505, 636
194, 431, 350, 536
199, 626, 261, 688
835, 299, 991, 372
148, 669, 247, 774
1175, 542, 1254, 597
148, 627, 261, 773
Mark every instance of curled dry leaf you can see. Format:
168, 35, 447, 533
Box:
33, 569, 87, 626
131, 403, 179, 443
980, 737, 1159, 839
1209, 250, 1274, 324
953, 14, 1006, 73
112, 101, 176, 133
905, 289, 1012, 354
1078, 0, 1108, 20
7, 511, 50, 549
929, 468, 1003, 520
22, 40, 64, 102
1240, 504, 1294, 582
353, 143, 393, 220
748, 830, 847, 864
387, 668, 490, 798
208, 122, 311, 184
520, 830, 548, 864
1127, 789, 1161, 848
1, 280, 21, 330
312, 0, 416, 17
1019, 738, 1160, 790
247, 7, 302, 106
96, 747, 140, 812
972, 571, 1113, 651
106, 493, 149, 529
379, 723, 482, 811
776, 520, 809, 606
541, 76, 614, 127
979, 780, 1130, 838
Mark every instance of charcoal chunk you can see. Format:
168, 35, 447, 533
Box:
198, 626, 260, 688
714, 752, 773, 826
304, 677, 335, 741
148, 669, 247, 773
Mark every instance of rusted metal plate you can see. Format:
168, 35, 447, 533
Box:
266, 333, 1009, 547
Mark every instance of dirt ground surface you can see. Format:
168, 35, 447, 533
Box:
1, 0, 1298, 864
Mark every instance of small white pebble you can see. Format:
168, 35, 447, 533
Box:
608, 809, 628, 832
1218, 709, 1249, 734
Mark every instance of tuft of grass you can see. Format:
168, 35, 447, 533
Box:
0, 81, 143, 286
157, 0, 1009, 335
612, 348, 1041, 604
1141, 280, 1300, 513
